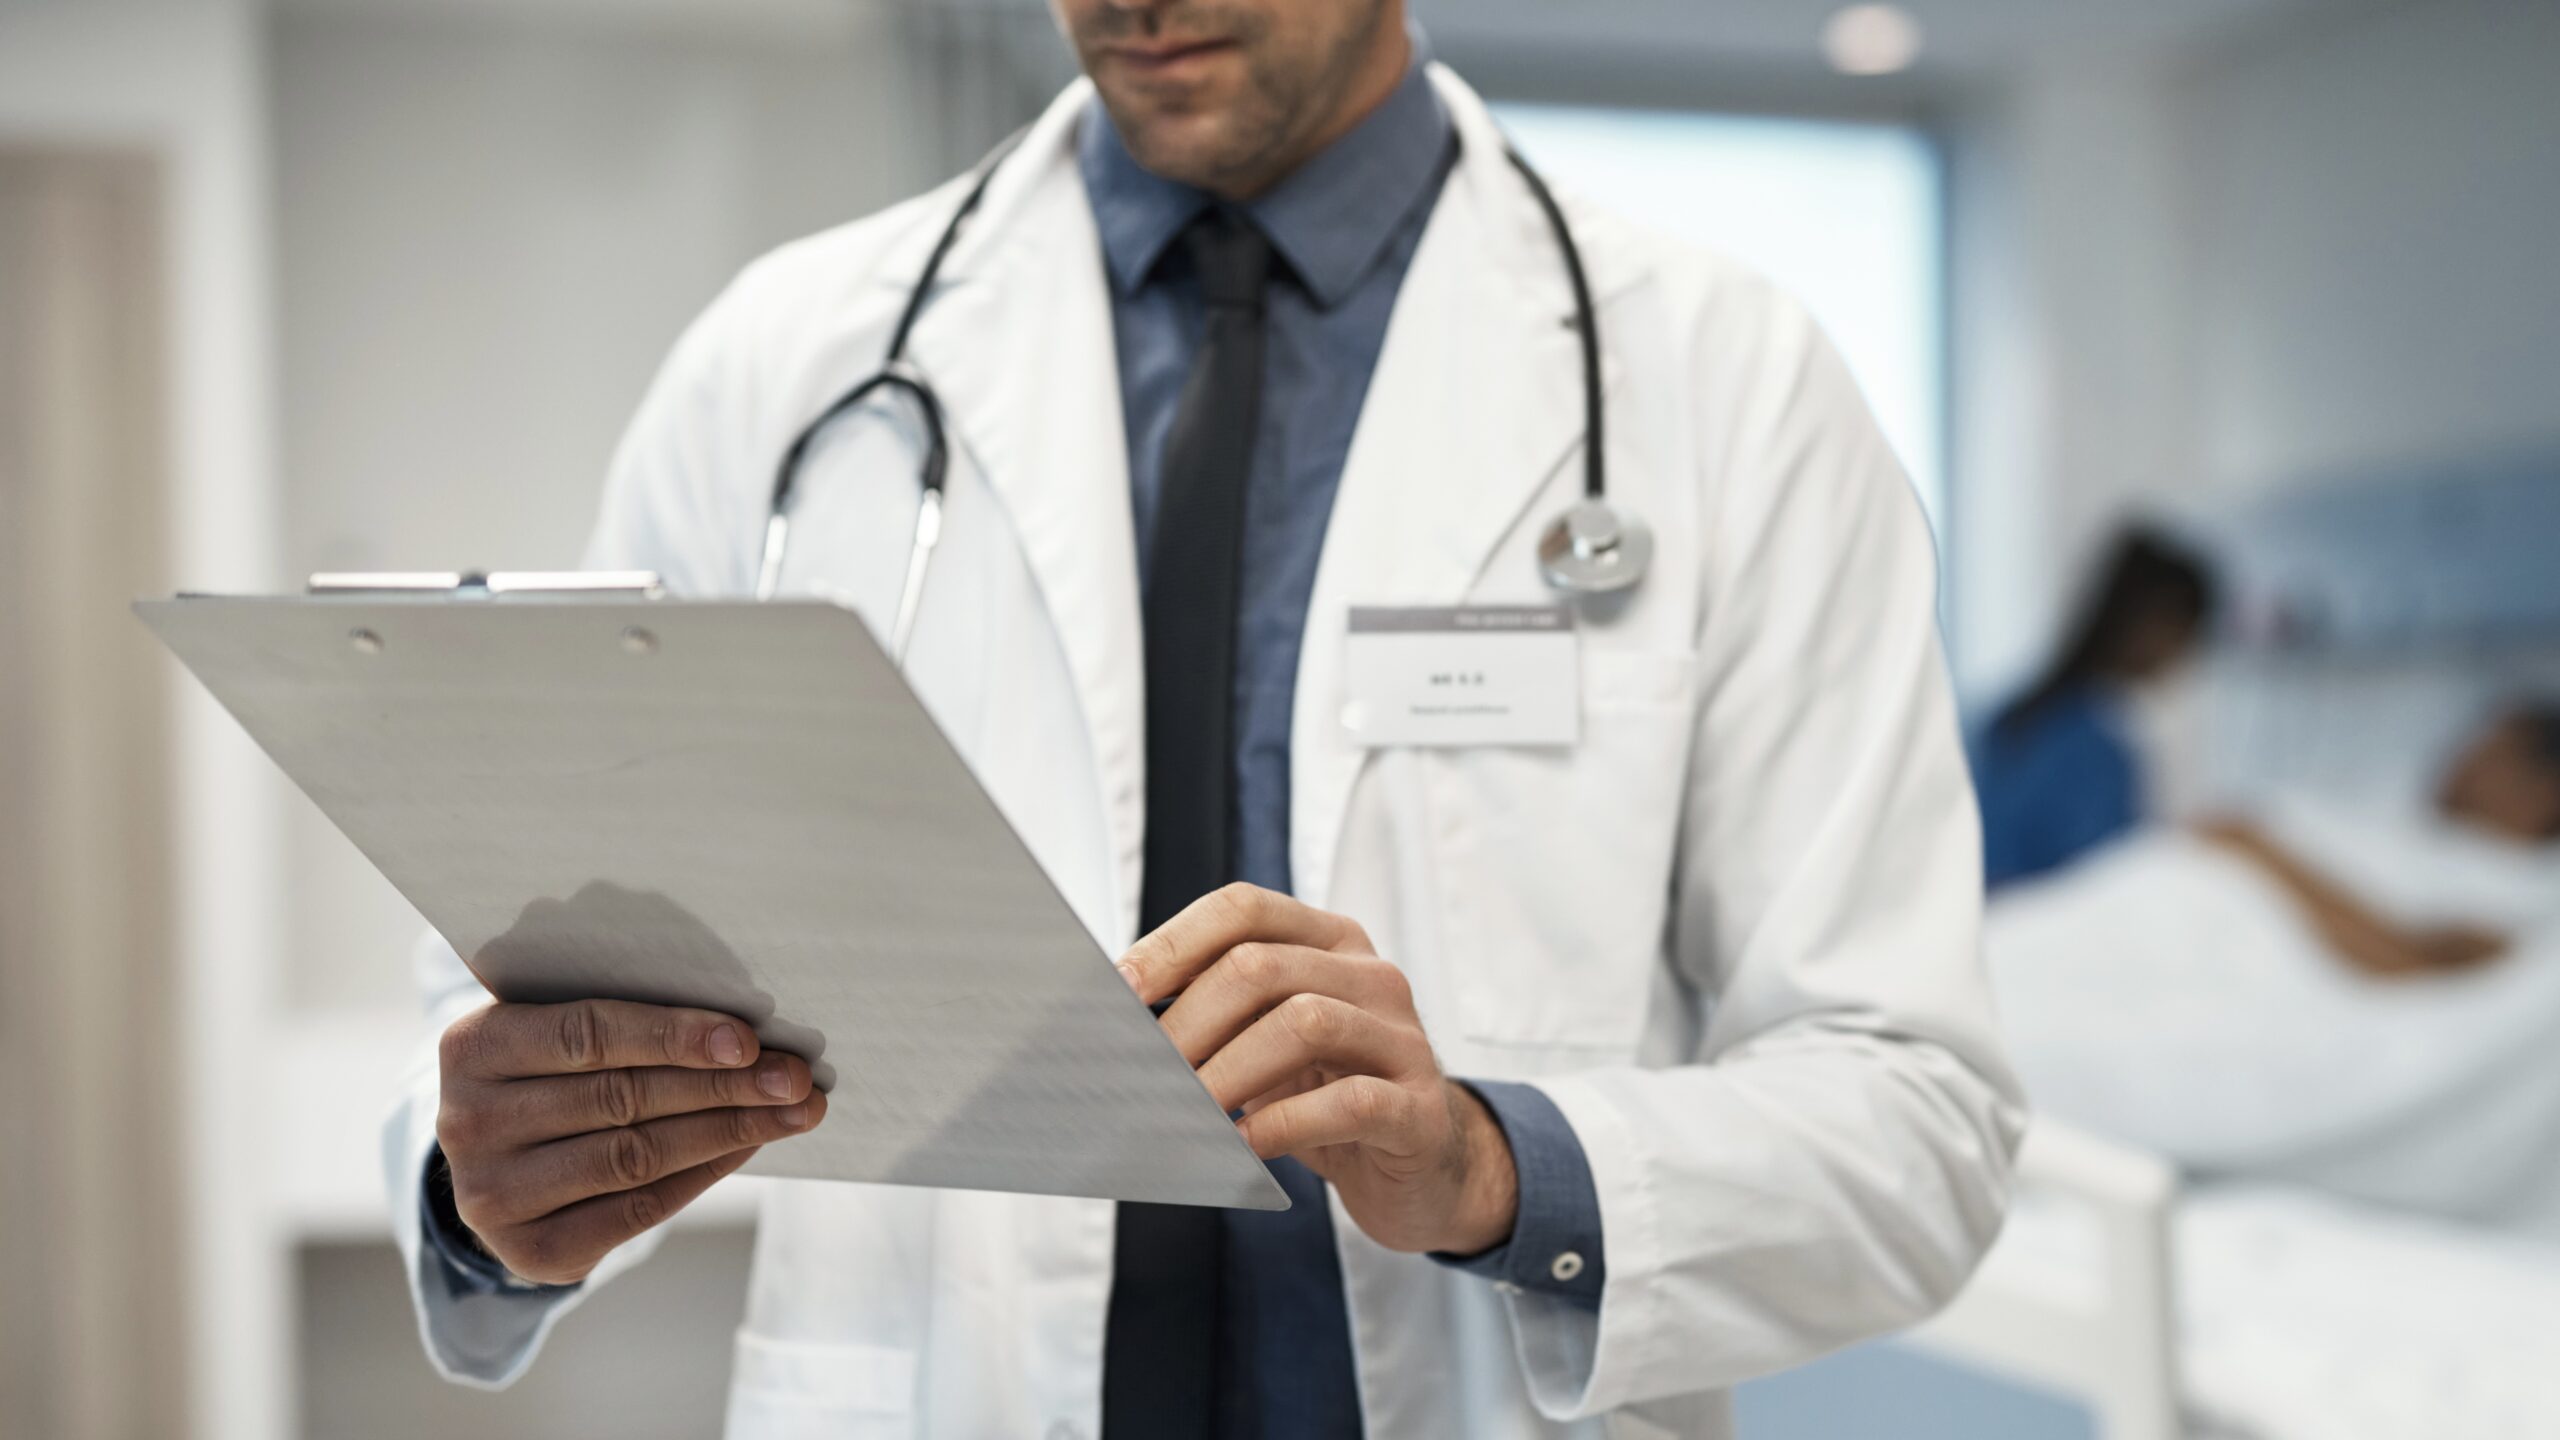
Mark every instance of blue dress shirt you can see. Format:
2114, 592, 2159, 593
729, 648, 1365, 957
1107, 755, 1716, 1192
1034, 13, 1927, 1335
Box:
1970, 686, 2143, 888
420, 33, 1608, 1434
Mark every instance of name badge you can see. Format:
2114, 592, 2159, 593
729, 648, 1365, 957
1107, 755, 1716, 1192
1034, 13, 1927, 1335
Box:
1340, 606, 1578, 748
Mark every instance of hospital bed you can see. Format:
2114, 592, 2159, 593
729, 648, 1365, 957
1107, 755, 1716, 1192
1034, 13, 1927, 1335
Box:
1905, 1118, 2560, 1440
1895, 456, 2560, 1440
1909, 1122, 2175, 1440
1923, 779, 2560, 1440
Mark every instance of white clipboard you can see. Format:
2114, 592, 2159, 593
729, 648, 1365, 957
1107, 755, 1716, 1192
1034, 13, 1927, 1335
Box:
139, 580, 1288, 1211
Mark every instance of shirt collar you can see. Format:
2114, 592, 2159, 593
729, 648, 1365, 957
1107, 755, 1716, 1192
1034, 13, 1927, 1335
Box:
1077, 26, 1453, 311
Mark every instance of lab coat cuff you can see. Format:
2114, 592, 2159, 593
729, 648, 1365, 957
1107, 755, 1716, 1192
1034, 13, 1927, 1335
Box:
1430, 1080, 1606, 1311
419, 1142, 584, 1300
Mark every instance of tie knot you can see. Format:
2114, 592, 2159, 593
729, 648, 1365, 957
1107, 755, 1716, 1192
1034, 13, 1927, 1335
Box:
1182, 208, 1274, 311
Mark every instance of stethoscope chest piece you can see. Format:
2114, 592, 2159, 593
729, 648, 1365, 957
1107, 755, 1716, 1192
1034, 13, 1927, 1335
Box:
1538, 498, 1653, 594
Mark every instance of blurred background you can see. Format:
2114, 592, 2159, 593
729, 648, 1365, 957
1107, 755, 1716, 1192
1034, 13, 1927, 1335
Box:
3, 0, 2555, 1437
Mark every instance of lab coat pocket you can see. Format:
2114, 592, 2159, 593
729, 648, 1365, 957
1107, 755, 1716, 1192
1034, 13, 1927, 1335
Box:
1429, 648, 1697, 1057
725, 1331, 918, 1440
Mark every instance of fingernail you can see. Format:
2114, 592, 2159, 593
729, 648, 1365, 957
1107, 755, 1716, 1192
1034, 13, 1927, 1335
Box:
1114, 959, 1140, 993
756, 1060, 793, 1099
777, 1104, 810, 1131
709, 1025, 746, 1066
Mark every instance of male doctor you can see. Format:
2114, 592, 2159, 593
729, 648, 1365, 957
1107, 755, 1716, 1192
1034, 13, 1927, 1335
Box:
391, 1, 2024, 1435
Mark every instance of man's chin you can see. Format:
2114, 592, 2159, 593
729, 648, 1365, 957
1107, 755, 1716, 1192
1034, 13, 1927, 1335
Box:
1112, 112, 1255, 191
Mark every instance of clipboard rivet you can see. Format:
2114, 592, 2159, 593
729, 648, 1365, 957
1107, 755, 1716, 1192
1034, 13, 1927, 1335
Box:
621, 626, 659, 656
348, 628, 384, 655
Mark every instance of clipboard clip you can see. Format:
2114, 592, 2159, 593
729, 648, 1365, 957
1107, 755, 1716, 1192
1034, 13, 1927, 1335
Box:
307, 571, 666, 598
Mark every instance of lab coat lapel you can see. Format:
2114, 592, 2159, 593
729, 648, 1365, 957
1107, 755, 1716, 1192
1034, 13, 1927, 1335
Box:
899, 83, 1151, 950
1288, 70, 1614, 910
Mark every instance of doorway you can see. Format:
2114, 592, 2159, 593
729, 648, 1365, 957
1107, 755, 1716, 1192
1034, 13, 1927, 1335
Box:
0, 145, 188, 1440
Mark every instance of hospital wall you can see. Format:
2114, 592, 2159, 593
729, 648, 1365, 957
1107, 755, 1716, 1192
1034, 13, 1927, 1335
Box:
1942, 0, 2560, 702
0, 5, 287, 1437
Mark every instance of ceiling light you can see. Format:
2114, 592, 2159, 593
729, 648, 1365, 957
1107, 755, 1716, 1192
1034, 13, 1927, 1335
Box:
1821, 4, 1924, 77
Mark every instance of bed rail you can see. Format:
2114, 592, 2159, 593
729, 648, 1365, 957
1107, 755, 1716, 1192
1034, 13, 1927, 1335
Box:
1908, 1119, 2182, 1440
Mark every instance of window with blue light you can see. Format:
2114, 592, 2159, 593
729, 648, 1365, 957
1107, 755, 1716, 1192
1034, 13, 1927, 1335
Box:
1494, 104, 1948, 538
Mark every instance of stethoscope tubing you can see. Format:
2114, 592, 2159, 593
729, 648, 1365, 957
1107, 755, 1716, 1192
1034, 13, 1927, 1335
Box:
755, 126, 1637, 648
1502, 149, 1605, 504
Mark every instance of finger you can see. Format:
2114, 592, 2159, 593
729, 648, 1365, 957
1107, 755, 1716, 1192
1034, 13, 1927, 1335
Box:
488, 1053, 815, 1146
498, 1145, 762, 1286
1236, 1068, 1323, 1116
1118, 883, 1373, 1004
1236, 1075, 1415, 1160
490, 1091, 827, 1223
454, 999, 762, 1080
1195, 992, 1419, 1114
1155, 944, 1411, 1065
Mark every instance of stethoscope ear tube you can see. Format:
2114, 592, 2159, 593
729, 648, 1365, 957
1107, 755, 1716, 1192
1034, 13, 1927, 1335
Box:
756, 130, 1023, 610
754, 368, 949, 604
757, 465, 943, 665
756, 512, 792, 601
887, 486, 943, 664
751, 390, 947, 664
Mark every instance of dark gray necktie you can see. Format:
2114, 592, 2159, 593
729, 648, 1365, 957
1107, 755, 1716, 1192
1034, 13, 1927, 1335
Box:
1139, 207, 1273, 928
1104, 207, 1274, 1440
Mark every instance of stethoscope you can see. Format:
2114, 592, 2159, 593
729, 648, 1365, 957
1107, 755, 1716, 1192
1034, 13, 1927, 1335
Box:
756, 132, 1652, 664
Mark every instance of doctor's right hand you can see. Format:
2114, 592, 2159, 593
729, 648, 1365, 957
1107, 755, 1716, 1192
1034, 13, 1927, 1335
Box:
434, 999, 826, 1285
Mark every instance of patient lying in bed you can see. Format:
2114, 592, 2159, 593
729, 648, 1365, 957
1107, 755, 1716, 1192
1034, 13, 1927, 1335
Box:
2192, 704, 2560, 979
1986, 701, 2560, 1236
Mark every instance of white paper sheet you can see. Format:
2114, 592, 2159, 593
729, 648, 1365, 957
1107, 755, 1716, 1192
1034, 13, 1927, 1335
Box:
140, 594, 1288, 1210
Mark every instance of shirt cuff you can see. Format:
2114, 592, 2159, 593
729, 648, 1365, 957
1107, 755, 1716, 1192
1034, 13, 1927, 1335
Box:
419, 1143, 581, 1300
1428, 1080, 1605, 1311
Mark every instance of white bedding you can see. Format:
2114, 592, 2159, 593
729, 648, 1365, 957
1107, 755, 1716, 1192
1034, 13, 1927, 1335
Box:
2177, 1185, 2560, 1440
1987, 796, 2560, 1234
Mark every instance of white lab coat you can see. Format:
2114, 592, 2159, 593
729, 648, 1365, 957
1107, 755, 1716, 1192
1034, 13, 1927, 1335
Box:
385, 67, 2022, 1440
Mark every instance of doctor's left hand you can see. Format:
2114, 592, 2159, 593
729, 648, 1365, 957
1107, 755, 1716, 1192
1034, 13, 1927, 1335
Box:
1118, 884, 1519, 1257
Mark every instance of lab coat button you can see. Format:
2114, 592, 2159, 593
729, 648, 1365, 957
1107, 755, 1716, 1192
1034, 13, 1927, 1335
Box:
1340, 700, 1369, 733
1549, 1250, 1585, 1282
1045, 1423, 1083, 1440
